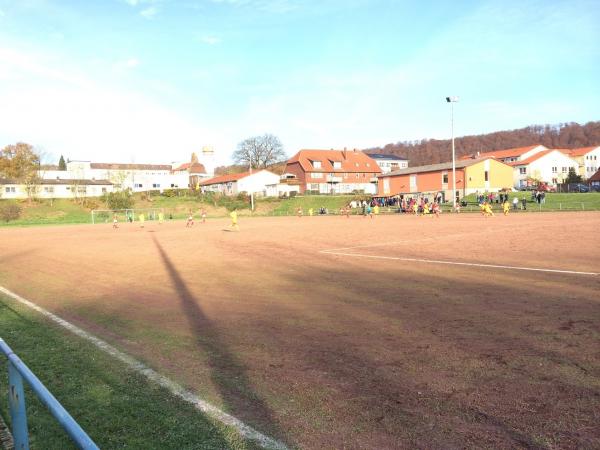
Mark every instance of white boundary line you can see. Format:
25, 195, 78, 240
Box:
0, 286, 287, 450
319, 251, 599, 276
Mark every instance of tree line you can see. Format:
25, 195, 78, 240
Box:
365, 121, 600, 166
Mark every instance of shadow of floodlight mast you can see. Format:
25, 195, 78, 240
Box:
151, 235, 286, 447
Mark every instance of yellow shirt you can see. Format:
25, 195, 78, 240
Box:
230, 211, 238, 223
139, 214, 145, 222
373, 205, 380, 214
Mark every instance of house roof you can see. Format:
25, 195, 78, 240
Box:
563, 146, 600, 157
286, 149, 381, 173
507, 149, 554, 166
365, 153, 408, 161
589, 169, 600, 182
199, 171, 252, 185
172, 162, 207, 174
378, 157, 502, 178
1, 178, 113, 186
459, 144, 545, 160
90, 163, 172, 171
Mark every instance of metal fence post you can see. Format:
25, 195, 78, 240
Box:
8, 361, 30, 450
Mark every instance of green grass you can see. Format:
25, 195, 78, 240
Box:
0, 296, 264, 449
460, 192, 600, 211
270, 195, 366, 215
2, 191, 600, 227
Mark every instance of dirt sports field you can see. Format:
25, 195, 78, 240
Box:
1, 212, 599, 449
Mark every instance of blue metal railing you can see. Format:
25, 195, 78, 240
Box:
0, 338, 99, 449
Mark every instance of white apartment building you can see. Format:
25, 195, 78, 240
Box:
366, 154, 409, 173
200, 170, 280, 197
1, 178, 115, 200
562, 146, 600, 179
510, 149, 579, 188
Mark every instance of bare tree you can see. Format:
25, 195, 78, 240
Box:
232, 134, 286, 169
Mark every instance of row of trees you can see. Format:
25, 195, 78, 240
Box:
366, 121, 600, 166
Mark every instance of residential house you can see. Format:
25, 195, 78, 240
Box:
284, 148, 381, 194
1, 178, 114, 200
460, 145, 548, 164
509, 149, 579, 188
560, 146, 600, 179
365, 154, 409, 173
200, 170, 280, 197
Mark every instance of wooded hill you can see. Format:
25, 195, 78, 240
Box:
365, 121, 600, 166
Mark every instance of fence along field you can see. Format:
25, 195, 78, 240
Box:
0, 212, 599, 448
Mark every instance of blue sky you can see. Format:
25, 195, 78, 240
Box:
0, 0, 598, 166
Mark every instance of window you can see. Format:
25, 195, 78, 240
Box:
135, 183, 143, 188
332, 161, 341, 169
77, 186, 87, 194
310, 183, 319, 191
44, 187, 54, 193
552, 167, 557, 173
519, 168, 526, 174
484, 171, 489, 181
311, 172, 322, 179
312, 161, 321, 169
355, 173, 359, 179
5, 187, 16, 193
362, 173, 366, 178
366, 163, 370, 167
152, 183, 160, 188
442, 173, 448, 183
102, 187, 107, 193
561, 167, 567, 173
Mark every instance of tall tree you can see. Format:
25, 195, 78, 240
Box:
58, 155, 67, 170
0, 142, 42, 201
232, 134, 286, 169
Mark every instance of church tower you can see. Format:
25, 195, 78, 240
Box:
200, 146, 215, 176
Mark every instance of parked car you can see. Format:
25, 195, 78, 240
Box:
589, 185, 600, 192
567, 183, 590, 193
536, 183, 556, 192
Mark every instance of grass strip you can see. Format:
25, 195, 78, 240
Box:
0, 296, 262, 449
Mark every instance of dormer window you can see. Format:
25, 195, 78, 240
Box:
312, 160, 322, 169
332, 161, 341, 169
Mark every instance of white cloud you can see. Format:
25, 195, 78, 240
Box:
209, 0, 298, 14
140, 6, 158, 18
200, 36, 221, 45
0, 46, 228, 165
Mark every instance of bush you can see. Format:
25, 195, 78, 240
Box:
102, 190, 134, 210
0, 202, 22, 222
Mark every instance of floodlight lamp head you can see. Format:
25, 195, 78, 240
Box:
446, 96, 459, 103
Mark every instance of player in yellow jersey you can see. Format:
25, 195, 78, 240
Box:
502, 200, 510, 216
229, 209, 239, 231
483, 202, 494, 217
139, 213, 145, 228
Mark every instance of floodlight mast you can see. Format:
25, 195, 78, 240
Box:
446, 96, 459, 209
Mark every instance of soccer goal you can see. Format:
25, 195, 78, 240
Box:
91, 208, 164, 224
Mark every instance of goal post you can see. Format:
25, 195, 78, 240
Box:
91, 208, 164, 224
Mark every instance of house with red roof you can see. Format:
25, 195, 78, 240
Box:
559, 146, 600, 179
284, 148, 381, 194
509, 149, 578, 188
460, 145, 548, 164
199, 170, 280, 196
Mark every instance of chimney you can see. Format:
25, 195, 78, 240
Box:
342, 147, 347, 159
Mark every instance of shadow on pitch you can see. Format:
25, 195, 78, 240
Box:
151, 235, 285, 445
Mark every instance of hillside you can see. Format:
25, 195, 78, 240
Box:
366, 121, 600, 166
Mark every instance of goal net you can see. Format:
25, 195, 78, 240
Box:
91, 208, 165, 224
